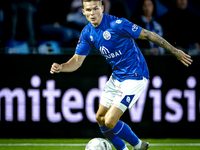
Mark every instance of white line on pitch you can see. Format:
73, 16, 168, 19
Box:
150, 143, 200, 146
0, 144, 85, 146
0, 143, 200, 146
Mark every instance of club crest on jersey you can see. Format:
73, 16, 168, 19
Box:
132, 24, 139, 32
116, 20, 122, 24
103, 31, 111, 40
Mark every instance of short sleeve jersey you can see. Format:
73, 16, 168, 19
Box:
75, 14, 149, 82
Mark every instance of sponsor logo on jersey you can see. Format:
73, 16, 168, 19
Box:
100, 46, 122, 59
116, 20, 122, 24
132, 24, 139, 32
103, 31, 111, 40
105, 50, 122, 59
100, 46, 110, 55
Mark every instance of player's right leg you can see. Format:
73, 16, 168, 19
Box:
96, 104, 128, 150
96, 76, 128, 150
96, 103, 109, 126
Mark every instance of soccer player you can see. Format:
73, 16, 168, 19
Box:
50, 0, 193, 150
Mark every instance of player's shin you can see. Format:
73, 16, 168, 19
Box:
111, 120, 141, 147
99, 125, 128, 150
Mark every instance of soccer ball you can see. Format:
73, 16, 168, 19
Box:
85, 138, 112, 150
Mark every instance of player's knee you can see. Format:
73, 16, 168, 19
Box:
104, 117, 117, 129
95, 114, 101, 123
96, 114, 105, 126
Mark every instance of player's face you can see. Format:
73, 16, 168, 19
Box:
82, 1, 104, 27
175, 0, 188, 10
142, 0, 154, 18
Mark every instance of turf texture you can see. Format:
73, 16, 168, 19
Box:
0, 139, 200, 150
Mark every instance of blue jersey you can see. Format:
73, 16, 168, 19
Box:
75, 14, 149, 82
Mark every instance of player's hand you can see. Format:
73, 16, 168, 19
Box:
50, 63, 62, 74
175, 50, 193, 67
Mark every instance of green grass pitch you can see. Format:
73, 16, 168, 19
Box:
0, 139, 200, 150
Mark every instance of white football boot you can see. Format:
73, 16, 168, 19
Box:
132, 141, 149, 150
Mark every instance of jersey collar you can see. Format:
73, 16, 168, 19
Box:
91, 13, 105, 29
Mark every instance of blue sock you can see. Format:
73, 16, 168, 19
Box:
100, 125, 126, 150
111, 120, 139, 146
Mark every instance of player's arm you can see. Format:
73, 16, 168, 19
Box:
50, 54, 86, 74
138, 28, 193, 67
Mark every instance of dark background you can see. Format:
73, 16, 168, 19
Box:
0, 54, 199, 138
